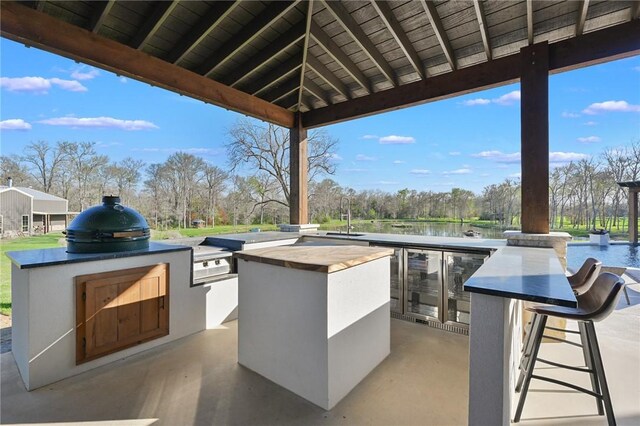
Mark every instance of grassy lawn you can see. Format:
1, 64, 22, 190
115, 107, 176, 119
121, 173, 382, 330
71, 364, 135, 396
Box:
1, 233, 66, 316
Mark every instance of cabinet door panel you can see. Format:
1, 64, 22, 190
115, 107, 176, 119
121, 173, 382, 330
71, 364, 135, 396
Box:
444, 252, 487, 325
76, 264, 169, 364
405, 250, 442, 320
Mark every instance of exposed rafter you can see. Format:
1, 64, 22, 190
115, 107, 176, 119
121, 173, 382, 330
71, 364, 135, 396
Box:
90, 1, 115, 34
370, 0, 425, 80
220, 21, 306, 87
576, 0, 590, 36
306, 54, 350, 99
276, 92, 302, 110
0, 1, 294, 128
297, 0, 315, 111
419, 0, 456, 71
196, 1, 299, 78
302, 19, 640, 128
35, 1, 45, 12
263, 77, 300, 103
321, 0, 397, 87
473, 0, 492, 61
243, 53, 303, 96
164, 1, 240, 65
310, 21, 370, 94
130, 1, 178, 50
527, 0, 534, 45
303, 77, 329, 106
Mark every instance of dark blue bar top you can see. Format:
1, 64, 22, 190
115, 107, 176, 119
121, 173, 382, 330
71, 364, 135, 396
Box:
6, 242, 191, 269
464, 246, 577, 307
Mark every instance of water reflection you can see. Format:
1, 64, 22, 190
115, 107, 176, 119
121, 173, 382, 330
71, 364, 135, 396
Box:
567, 243, 640, 269
334, 221, 510, 239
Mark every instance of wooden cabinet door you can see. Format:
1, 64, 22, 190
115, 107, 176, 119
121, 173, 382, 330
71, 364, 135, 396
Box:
76, 264, 169, 364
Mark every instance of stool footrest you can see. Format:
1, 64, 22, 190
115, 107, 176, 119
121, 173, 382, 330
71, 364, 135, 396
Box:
537, 357, 593, 373
531, 374, 602, 399
545, 325, 580, 334
541, 333, 583, 348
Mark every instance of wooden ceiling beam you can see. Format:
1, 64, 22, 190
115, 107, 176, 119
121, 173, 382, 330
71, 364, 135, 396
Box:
576, 0, 590, 36
220, 21, 306, 87
419, 0, 456, 71
631, 1, 640, 20
130, 1, 178, 50
165, 1, 240, 65
0, 2, 294, 127
297, 0, 314, 113
197, 1, 299, 77
243, 53, 303, 96
263, 77, 300, 103
306, 53, 350, 99
526, 0, 534, 45
302, 19, 640, 128
370, 0, 425, 80
473, 0, 492, 61
303, 77, 329, 106
321, 0, 397, 87
276, 92, 301, 110
90, 1, 115, 34
310, 21, 370, 94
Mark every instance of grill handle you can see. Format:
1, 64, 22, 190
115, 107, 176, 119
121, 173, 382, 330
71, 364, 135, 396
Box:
96, 230, 146, 239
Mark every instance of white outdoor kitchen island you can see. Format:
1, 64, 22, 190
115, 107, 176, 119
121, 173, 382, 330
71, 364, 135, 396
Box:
234, 245, 394, 410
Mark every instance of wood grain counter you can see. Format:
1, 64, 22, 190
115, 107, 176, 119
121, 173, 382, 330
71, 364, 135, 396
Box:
233, 245, 393, 273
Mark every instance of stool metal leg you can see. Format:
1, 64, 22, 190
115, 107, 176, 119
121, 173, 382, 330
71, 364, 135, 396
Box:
514, 315, 548, 423
517, 313, 540, 392
585, 321, 616, 426
623, 285, 630, 305
578, 321, 604, 415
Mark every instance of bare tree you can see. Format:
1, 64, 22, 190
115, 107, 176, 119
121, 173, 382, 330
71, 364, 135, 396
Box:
62, 142, 109, 211
202, 164, 229, 227
226, 118, 338, 207
0, 155, 34, 187
21, 141, 68, 193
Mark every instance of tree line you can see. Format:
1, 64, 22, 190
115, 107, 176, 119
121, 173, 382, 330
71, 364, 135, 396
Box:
1, 119, 638, 232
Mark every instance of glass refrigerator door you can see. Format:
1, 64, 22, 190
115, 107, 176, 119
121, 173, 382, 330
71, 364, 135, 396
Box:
444, 252, 488, 325
405, 249, 442, 320
389, 248, 403, 313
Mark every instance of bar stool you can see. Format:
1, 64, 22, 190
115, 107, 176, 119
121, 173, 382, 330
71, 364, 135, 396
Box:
513, 272, 625, 425
519, 257, 602, 374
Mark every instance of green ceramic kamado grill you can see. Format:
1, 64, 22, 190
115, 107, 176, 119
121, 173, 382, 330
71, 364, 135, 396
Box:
65, 196, 151, 253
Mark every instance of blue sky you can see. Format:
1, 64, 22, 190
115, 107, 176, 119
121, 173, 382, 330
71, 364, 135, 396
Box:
1, 38, 639, 194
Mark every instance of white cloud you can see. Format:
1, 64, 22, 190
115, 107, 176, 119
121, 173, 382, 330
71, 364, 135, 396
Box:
0, 119, 32, 130
0, 76, 87, 93
361, 134, 378, 139
70, 68, 99, 80
583, 121, 597, 126
472, 150, 521, 163
39, 116, 158, 131
480, 173, 491, 177
462, 90, 520, 107
561, 111, 580, 118
583, 100, 640, 114
379, 135, 415, 144
493, 90, 521, 106
448, 151, 461, 156
119, 76, 128, 83
462, 98, 490, 106
577, 136, 601, 143
444, 168, 472, 175
410, 169, 431, 175
549, 152, 589, 163
327, 153, 342, 161
392, 160, 406, 164
508, 172, 522, 179
356, 154, 376, 161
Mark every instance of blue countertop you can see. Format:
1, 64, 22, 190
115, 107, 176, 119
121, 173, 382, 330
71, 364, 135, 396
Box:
464, 246, 577, 307
6, 242, 191, 269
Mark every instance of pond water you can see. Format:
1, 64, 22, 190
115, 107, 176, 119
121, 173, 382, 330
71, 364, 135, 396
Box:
345, 221, 509, 239
567, 243, 640, 269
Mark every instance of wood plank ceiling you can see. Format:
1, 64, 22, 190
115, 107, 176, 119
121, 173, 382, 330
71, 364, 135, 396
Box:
2, 0, 639, 128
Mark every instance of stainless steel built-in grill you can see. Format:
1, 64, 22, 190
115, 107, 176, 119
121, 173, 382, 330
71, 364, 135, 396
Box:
192, 245, 236, 286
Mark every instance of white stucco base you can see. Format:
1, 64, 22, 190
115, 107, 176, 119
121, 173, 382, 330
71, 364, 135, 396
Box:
468, 293, 522, 426
10, 250, 209, 390
237, 257, 390, 410
204, 276, 239, 327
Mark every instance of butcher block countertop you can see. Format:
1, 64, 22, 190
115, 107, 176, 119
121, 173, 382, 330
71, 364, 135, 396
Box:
233, 245, 394, 273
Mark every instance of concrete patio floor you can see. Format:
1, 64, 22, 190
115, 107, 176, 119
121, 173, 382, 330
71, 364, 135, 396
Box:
1, 282, 638, 426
